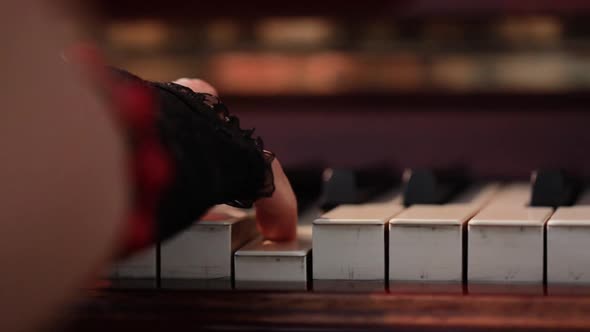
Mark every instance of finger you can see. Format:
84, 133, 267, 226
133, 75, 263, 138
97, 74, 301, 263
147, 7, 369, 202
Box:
173, 78, 218, 96
254, 158, 298, 241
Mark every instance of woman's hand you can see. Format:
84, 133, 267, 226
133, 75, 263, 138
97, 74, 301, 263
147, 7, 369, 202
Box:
173, 78, 218, 96
253, 158, 298, 241
174, 78, 298, 241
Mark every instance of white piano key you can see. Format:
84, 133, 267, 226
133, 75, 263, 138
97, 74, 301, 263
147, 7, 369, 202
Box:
234, 226, 312, 290
312, 202, 404, 281
483, 183, 530, 208
468, 185, 553, 284
110, 246, 157, 288
160, 205, 258, 289
451, 183, 501, 206
371, 187, 404, 205
547, 206, 590, 284
388, 184, 499, 283
389, 205, 475, 283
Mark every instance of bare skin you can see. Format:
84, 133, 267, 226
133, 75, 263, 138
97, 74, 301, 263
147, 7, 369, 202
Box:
1, 2, 128, 331
0, 3, 297, 331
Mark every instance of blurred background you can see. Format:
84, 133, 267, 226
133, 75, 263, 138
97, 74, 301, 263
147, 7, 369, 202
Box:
94, 0, 590, 95
85, 0, 590, 177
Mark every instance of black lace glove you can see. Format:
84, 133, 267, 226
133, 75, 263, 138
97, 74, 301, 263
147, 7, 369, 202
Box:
112, 69, 275, 242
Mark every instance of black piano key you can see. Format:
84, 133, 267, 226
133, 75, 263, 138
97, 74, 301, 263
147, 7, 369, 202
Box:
284, 167, 324, 212
320, 168, 397, 210
402, 168, 467, 206
530, 169, 579, 207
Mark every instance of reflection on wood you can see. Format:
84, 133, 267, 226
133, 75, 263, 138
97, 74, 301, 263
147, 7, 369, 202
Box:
65, 288, 590, 331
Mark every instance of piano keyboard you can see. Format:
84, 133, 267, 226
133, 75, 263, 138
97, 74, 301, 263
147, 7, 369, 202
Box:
109, 169, 590, 291
234, 225, 312, 290
159, 205, 258, 289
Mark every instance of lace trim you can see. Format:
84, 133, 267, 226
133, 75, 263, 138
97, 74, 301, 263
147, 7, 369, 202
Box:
153, 82, 275, 208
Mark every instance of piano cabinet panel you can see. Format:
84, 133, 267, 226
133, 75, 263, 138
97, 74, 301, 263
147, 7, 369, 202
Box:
94, 0, 590, 19
235, 108, 590, 179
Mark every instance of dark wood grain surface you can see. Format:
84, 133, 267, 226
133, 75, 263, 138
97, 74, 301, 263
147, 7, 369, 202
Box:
63, 287, 590, 331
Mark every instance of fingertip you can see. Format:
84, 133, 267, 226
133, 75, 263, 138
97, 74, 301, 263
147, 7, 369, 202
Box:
262, 227, 297, 242
173, 78, 218, 96
256, 210, 298, 242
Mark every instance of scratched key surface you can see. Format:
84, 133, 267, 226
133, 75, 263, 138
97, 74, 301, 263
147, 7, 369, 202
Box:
468, 184, 553, 284
547, 190, 590, 285
160, 205, 258, 289
313, 201, 404, 283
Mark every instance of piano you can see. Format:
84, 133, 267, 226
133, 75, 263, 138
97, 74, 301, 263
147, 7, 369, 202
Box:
64, 1, 590, 331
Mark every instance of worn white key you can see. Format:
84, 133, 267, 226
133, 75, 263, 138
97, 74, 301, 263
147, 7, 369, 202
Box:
452, 183, 501, 207
235, 226, 312, 290
483, 183, 531, 208
371, 187, 404, 205
468, 184, 553, 283
390, 205, 471, 283
160, 205, 258, 289
389, 184, 499, 283
110, 246, 157, 288
547, 190, 590, 284
313, 202, 403, 281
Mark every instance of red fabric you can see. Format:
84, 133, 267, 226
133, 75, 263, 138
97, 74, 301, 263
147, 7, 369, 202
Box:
65, 43, 174, 255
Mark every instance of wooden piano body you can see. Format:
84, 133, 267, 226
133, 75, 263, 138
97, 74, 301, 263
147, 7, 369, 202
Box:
66, 1, 590, 331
